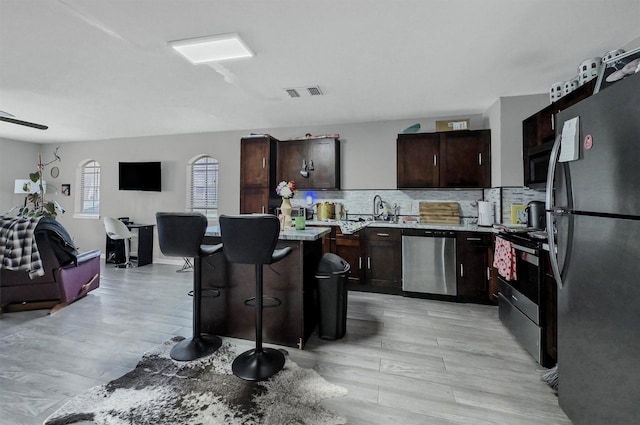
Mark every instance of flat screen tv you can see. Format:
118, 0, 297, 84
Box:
118, 162, 162, 191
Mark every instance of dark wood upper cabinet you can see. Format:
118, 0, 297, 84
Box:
240, 135, 278, 213
277, 137, 340, 190
522, 79, 595, 188
397, 130, 491, 189
397, 133, 440, 188
241, 136, 273, 187
440, 130, 491, 188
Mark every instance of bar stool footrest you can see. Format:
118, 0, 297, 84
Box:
188, 289, 221, 298
243, 296, 281, 308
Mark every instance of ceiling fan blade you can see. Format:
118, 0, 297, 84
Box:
0, 116, 48, 130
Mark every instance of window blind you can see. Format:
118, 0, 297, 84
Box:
80, 160, 101, 215
189, 156, 218, 219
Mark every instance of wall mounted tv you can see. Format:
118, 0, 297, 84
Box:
118, 162, 162, 191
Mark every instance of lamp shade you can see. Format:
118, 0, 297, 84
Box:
14, 179, 46, 194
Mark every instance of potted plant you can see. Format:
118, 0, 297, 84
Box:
18, 152, 60, 218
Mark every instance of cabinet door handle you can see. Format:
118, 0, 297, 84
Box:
376, 233, 390, 237
367, 257, 371, 269
262, 157, 266, 168
460, 264, 464, 277
485, 267, 490, 291
358, 257, 362, 269
261, 205, 265, 213
478, 153, 482, 165
433, 154, 437, 166
466, 237, 482, 241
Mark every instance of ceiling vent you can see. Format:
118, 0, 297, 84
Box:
284, 86, 323, 98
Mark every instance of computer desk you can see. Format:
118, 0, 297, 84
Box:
105, 223, 155, 266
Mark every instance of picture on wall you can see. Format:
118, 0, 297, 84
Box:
61, 184, 70, 196
594, 47, 640, 93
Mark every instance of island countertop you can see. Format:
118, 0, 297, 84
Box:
205, 225, 331, 241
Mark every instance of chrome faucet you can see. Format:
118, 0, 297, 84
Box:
372, 194, 383, 220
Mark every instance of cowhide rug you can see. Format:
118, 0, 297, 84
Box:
44, 337, 348, 425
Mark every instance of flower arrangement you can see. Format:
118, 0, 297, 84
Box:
276, 180, 296, 199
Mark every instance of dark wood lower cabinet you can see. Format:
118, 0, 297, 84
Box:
334, 229, 362, 284
456, 232, 492, 301
319, 225, 495, 302
318, 225, 401, 294
362, 227, 402, 293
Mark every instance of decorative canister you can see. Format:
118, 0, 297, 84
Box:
602, 49, 625, 62
578, 57, 602, 85
550, 82, 564, 102
316, 202, 335, 221
563, 77, 580, 96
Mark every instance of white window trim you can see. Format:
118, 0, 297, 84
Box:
186, 155, 219, 223
75, 159, 101, 218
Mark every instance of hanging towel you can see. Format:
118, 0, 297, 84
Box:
493, 236, 517, 281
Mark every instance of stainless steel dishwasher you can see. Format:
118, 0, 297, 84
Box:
402, 229, 457, 295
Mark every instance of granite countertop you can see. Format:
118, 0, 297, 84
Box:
305, 220, 496, 234
206, 225, 331, 241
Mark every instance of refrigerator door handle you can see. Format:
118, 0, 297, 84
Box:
546, 134, 564, 289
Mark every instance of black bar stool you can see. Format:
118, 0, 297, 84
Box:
219, 214, 293, 381
156, 212, 223, 361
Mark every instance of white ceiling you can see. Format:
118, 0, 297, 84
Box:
1, 0, 639, 144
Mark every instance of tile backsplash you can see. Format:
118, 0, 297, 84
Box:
291, 186, 545, 225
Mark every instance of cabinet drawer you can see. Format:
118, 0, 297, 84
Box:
463, 233, 491, 248
366, 228, 401, 242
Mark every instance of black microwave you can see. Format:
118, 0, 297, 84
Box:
526, 150, 551, 189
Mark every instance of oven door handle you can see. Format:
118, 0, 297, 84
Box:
510, 242, 537, 255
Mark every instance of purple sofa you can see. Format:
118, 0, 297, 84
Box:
0, 217, 101, 313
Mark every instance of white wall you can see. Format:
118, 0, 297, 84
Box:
484, 94, 549, 187
0, 138, 42, 214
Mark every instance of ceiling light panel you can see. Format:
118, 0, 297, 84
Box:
169, 33, 254, 64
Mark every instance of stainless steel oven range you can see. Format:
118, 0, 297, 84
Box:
496, 232, 546, 364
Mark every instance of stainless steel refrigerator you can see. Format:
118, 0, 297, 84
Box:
546, 73, 640, 425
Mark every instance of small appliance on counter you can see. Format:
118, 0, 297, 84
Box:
525, 201, 545, 230
315, 202, 334, 221
275, 206, 310, 220
477, 201, 494, 227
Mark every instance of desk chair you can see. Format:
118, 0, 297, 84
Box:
219, 214, 293, 381
103, 217, 135, 268
156, 212, 223, 361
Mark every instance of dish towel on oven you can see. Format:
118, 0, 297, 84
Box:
493, 236, 517, 281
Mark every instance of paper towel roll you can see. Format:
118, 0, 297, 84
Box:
477, 201, 494, 226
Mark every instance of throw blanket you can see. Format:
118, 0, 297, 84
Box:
493, 236, 517, 281
0, 215, 45, 278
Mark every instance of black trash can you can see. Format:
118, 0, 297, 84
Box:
315, 253, 350, 340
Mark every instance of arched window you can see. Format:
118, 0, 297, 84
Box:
80, 160, 100, 215
188, 155, 218, 220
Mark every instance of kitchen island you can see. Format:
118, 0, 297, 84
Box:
200, 226, 331, 349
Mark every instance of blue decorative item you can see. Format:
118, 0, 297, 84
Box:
401, 123, 420, 133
